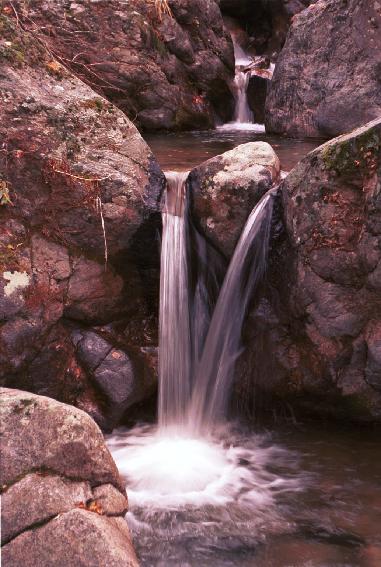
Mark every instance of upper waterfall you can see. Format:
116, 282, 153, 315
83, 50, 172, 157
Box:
219, 30, 265, 132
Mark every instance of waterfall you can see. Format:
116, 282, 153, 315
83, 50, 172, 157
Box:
158, 171, 192, 429
234, 70, 253, 124
188, 189, 277, 432
218, 34, 265, 132
158, 171, 277, 432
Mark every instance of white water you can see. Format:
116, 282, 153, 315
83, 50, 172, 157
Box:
158, 171, 191, 429
108, 424, 301, 511
218, 35, 266, 132
188, 189, 276, 432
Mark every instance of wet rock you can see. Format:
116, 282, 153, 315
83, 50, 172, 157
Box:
265, 0, 381, 137
0, 389, 136, 565
247, 75, 270, 124
188, 142, 280, 257
245, 118, 381, 421
73, 330, 156, 429
0, 16, 164, 425
14, 0, 235, 131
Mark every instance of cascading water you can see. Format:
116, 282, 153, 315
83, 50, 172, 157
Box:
219, 33, 265, 132
107, 174, 302, 566
158, 171, 191, 429
188, 189, 277, 432
234, 70, 254, 124
159, 173, 276, 432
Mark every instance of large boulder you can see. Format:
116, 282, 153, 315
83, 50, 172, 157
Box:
265, 0, 381, 138
0, 15, 163, 428
188, 142, 281, 257
0, 388, 138, 566
243, 118, 381, 421
247, 74, 270, 124
13, 0, 235, 131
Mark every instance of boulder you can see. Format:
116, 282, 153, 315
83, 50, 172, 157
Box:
188, 142, 280, 257
2, 510, 138, 567
13, 0, 235, 130
265, 0, 381, 137
244, 118, 381, 421
73, 329, 156, 429
0, 16, 163, 427
247, 75, 270, 124
0, 389, 138, 566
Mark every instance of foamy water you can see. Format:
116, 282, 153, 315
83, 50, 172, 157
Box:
108, 425, 300, 510
106, 424, 305, 567
217, 122, 266, 132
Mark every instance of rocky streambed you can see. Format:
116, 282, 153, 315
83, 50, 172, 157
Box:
1, 0, 381, 565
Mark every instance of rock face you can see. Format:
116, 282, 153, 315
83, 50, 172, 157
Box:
243, 118, 381, 421
0, 388, 138, 566
220, 0, 313, 57
188, 142, 281, 257
247, 75, 270, 124
265, 0, 381, 138
14, 0, 235, 131
0, 15, 163, 429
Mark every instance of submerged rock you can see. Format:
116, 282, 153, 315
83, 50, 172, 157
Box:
188, 142, 280, 257
244, 118, 381, 421
0, 388, 138, 566
13, 0, 235, 131
265, 0, 381, 137
0, 16, 163, 428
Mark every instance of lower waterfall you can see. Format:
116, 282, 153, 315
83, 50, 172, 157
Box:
107, 173, 300, 564
158, 172, 276, 433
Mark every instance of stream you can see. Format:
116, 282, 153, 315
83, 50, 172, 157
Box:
106, 130, 381, 567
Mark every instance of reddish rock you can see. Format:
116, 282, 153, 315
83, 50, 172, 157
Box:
12, 0, 235, 131
0, 16, 164, 428
265, 0, 381, 137
245, 118, 381, 421
188, 142, 281, 257
1, 389, 137, 566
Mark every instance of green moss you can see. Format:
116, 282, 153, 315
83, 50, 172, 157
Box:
0, 14, 16, 37
81, 98, 104, 112
0, 41, 26, 66
174, 108, 190, 129
321, 127, 380, 176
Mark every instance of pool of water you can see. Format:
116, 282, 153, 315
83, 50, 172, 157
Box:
145, 130, 323, 173
107, 422, 381, 567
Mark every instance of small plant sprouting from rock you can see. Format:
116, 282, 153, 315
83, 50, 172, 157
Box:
76, 500, 103, 515
0, 180, 12, 205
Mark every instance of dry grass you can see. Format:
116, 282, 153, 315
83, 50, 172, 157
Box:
154, 0, 173, 20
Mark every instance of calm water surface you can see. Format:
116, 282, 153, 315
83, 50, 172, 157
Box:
145, 130, 323, 173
